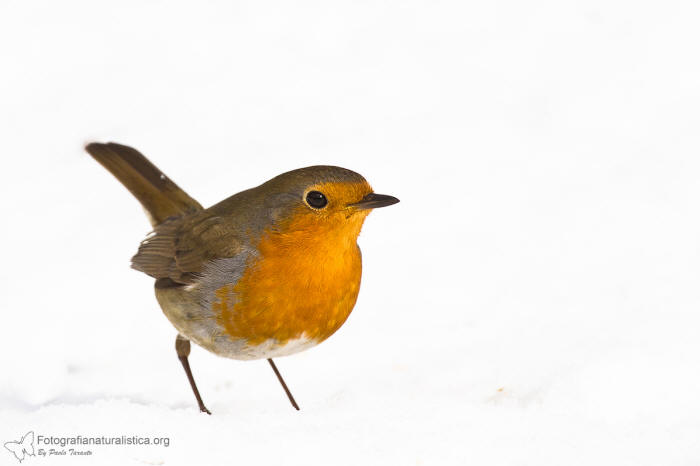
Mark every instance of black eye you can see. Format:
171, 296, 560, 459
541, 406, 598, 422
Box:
306, 191, 328, 209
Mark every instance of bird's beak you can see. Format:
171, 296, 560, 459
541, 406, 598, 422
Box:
349, 192, 400, 210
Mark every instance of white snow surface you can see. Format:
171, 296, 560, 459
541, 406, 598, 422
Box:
2, 1, 700, 465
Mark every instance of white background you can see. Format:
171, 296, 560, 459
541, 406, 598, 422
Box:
2, 1, 700, 465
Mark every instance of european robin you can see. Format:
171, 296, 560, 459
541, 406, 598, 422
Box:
85, 142, 399, 413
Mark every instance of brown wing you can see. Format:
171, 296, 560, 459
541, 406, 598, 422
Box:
131, 211, 249, 284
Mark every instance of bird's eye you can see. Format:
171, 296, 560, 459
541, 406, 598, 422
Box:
306, 191, 328, 209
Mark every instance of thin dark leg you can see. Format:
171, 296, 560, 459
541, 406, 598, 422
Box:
175, 334, 211, 414
267, 358, 300, 410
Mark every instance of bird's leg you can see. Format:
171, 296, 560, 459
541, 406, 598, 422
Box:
267, 358, 300, 410
175, 334, 212, 414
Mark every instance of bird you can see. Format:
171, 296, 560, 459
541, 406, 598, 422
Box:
85, 142, 399, 414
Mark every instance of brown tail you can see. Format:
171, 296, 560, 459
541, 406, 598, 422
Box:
85, 142, 203, 226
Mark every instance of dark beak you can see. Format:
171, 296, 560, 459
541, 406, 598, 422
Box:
349, 192, 400, 210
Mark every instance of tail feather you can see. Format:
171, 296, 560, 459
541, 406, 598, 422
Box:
85, 142, 202, 226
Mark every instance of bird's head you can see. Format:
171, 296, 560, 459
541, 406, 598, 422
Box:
258, 166, 399, 243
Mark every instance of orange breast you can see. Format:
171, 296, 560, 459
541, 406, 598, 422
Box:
213, 208, 369, 346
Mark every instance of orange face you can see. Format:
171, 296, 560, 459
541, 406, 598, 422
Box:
214, 180, 376, 346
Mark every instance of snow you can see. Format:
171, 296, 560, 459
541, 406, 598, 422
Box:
2, 0, 700, 464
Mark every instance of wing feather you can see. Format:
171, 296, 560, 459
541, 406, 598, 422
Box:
131, 211, 248, 284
